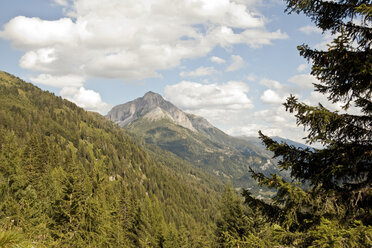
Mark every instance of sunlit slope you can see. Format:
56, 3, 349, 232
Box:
0, 70, 222, 247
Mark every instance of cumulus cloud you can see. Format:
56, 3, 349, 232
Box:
288, 74, 318, 90
0, 0, 287, 83
209, 26, 287, 49
226, 104, 307, 143
299, 25, 322, 35
30, 74, 85, 88
304, 91, 363, 116
0, 17, 77, 49
260, 78, 282, 89
165, 80, 253, 110
162, 77, 314, 143
260, 89, 285, 104
60, 87, 111, 114
226, 55, 245, 71
164, 80, 253, 124
180, 66, 217, 77
210, 56, 226, 64
259, 78, 292, 105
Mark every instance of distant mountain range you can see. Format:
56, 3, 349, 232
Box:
107, 91, 293, 193
240, 136, 312, 151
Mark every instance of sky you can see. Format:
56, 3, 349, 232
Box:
0, 0, 343, 143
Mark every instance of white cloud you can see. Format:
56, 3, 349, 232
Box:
288, 74, 318, 90
0, 17, 77, 49
1, 0, 287, 83
164, 80, 253, 124
30, 74, 85, 88
226, 105, 305, 143
180, 66, 216, 77
260, 78, 282, 89
297, 63, 308, 72
314, 32, 338, 50
165, 80, 253, 110
304, 91, 342, 111
20, 48, 58, 72
210, 26, 287, 49
210, 56, 226, 64
226, 55, 245, 71
227, 124, 262, 137
260, 89, 285, 104
53, 0, 69, 6
299, 25, 322, 35
60, 87, 111, 114
305, 91, 363, 116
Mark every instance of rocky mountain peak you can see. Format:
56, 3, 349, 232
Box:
143, 91, 165, 104
107, 91, 200, 132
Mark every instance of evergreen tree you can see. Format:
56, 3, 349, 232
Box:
216, 184, 252, 247
0, 70, 223, 247
49, 154, 91, 246
244, 0, 371, 246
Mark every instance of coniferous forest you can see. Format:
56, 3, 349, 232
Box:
0, 0, 371, 247
0, 70, 225, 247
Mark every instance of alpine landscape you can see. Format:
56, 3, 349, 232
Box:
0, 0, 370, 247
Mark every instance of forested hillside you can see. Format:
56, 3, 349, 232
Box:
0, 70, 223, 247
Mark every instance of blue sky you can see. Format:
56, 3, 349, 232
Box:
0, 0, 338, 142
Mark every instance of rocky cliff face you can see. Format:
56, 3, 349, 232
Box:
107, 91, 198, 132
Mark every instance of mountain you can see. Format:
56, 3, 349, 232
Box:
0, 71, 223, 247
240, 136, 313, 151
107, 91, 197, 131
107, 91, 284, 193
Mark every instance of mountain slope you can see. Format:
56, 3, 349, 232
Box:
107, 92, 283, 193
0, 71, 222, 247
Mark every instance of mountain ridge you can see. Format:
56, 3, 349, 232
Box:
107, 91, 288, 194
107, 91, 197, 131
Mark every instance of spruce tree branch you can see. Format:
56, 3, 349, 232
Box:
284, 96, 372, 144
285, 0, 371, 32
298, 43, 372, 114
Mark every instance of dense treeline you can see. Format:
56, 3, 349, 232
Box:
0, 71, 222, 247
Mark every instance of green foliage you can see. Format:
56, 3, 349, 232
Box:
243, 0, 371, 247
0, 229, 32, 248
126, 115, 284, 194
0, 70, 221, 247
216, 184, 252, 247
308, 218, 372, 248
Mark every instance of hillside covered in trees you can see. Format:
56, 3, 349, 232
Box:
0, 0, 371, 247
0, 70, 225, 247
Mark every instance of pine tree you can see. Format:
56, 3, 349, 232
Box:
244, 0, 371, 246
49, 153, 91, 246
216, 184, 252, 247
